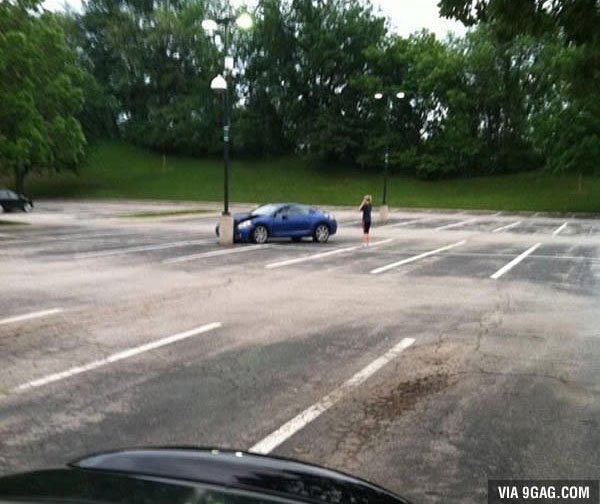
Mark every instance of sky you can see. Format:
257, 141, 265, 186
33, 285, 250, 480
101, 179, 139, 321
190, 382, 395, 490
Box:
372, 0, 466, 38
43, 0, 466, 39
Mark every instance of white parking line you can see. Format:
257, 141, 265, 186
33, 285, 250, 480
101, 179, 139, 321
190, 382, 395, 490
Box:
265, 239, 394, 269
249, 337, 416, 454
426, 251, 599, 263
553, 222, 568, 236
2, 232, 130, 245
164, 245, 270, 264
75, 239, 213, 259
434, 219, 477, 231
370, 240, 467, 275
386, 218, 431, 228
13, 322, 222, 393
0, 308, 64, 326
492, 221, 521, 233
490, 243, 541, 280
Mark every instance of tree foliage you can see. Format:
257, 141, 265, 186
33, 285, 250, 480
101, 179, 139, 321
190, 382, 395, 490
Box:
71, 0, 225, 156
438, 0, 599, 177
28, 0, 597, 182
239, 0, 387, 163
0, 0, 86, 192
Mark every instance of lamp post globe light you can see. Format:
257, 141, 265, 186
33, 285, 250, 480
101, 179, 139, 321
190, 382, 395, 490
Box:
374, 90, 405, 223
202, 8, 253, 245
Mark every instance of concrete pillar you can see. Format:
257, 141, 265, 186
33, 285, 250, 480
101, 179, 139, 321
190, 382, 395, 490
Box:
379, 204, 389, 224
219, 214, 234, 246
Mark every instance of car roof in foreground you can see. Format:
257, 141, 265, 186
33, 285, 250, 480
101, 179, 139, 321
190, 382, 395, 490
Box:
0, 448, 411, 504
73, 448, 407, 500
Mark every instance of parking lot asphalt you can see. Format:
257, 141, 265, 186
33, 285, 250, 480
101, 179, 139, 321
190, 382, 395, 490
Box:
1, 201, 599, 503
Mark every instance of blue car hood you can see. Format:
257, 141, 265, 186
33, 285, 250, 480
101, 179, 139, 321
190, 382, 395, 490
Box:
233, 212, 256, 225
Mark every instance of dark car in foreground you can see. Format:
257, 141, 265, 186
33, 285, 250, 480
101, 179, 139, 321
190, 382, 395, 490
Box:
216, 203, 337, 244
0, 189, 33, 212
0, 447, 411, 504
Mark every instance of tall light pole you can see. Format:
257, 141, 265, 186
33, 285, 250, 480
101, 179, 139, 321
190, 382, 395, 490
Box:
374, 91, 405, 223
202, 10, 253, 245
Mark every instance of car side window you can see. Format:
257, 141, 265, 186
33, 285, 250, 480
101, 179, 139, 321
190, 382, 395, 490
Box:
288, 205, 308, 216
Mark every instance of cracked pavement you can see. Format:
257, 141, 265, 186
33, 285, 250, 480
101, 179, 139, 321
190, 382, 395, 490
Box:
0, 200, 599, 503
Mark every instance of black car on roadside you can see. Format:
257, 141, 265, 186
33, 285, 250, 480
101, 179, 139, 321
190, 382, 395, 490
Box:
0, 189, 33, 212
0, 448, 412, 504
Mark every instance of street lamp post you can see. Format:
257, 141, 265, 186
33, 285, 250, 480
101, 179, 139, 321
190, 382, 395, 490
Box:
374, 91, 405, 223
202, 11, 253, 245
209, 73, 230, 217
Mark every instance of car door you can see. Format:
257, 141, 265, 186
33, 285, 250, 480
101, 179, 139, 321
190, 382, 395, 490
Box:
271, 206, 290, 237
6, 190, 20, 210
286, 205, 311, 235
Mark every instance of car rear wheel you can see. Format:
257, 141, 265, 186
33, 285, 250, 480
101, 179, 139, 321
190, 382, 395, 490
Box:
252, 225, 269, 244
313, 224, 330, 243
23, 202, 32, 212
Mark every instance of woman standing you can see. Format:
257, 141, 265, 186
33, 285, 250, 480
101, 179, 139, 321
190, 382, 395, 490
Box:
359, 195, 372, 246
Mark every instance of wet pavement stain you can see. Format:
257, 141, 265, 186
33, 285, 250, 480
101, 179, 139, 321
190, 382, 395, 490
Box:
330, 373, 455, 466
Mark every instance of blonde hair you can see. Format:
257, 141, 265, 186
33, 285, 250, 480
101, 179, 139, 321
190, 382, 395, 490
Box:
364, 195, 372, 202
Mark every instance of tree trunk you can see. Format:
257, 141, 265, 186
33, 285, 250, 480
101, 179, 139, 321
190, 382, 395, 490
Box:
14, 166, 27, 195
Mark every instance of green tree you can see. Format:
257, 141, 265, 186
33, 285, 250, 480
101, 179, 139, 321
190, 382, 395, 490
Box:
358, 31, 470, 177
237, 0, 297, 157
290, 0, 387, 164
438, 0, 599, 177
0, 0, 86, 193
58, 12, 120, 141
362, 26, 552, 179
437, 0, 598, 46
242, 0, 387, 163
76, 0, 223, 157
457, 26, 544, 173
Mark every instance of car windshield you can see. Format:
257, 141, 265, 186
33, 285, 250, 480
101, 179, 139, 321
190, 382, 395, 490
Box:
251, 204, 281, 217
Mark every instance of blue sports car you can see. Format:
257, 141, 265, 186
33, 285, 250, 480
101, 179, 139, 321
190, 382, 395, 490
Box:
216, 203, 338, 244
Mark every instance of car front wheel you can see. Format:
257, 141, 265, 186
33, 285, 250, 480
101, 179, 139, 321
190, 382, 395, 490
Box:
313, 224, 330, 243
252, 225, 269, 244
